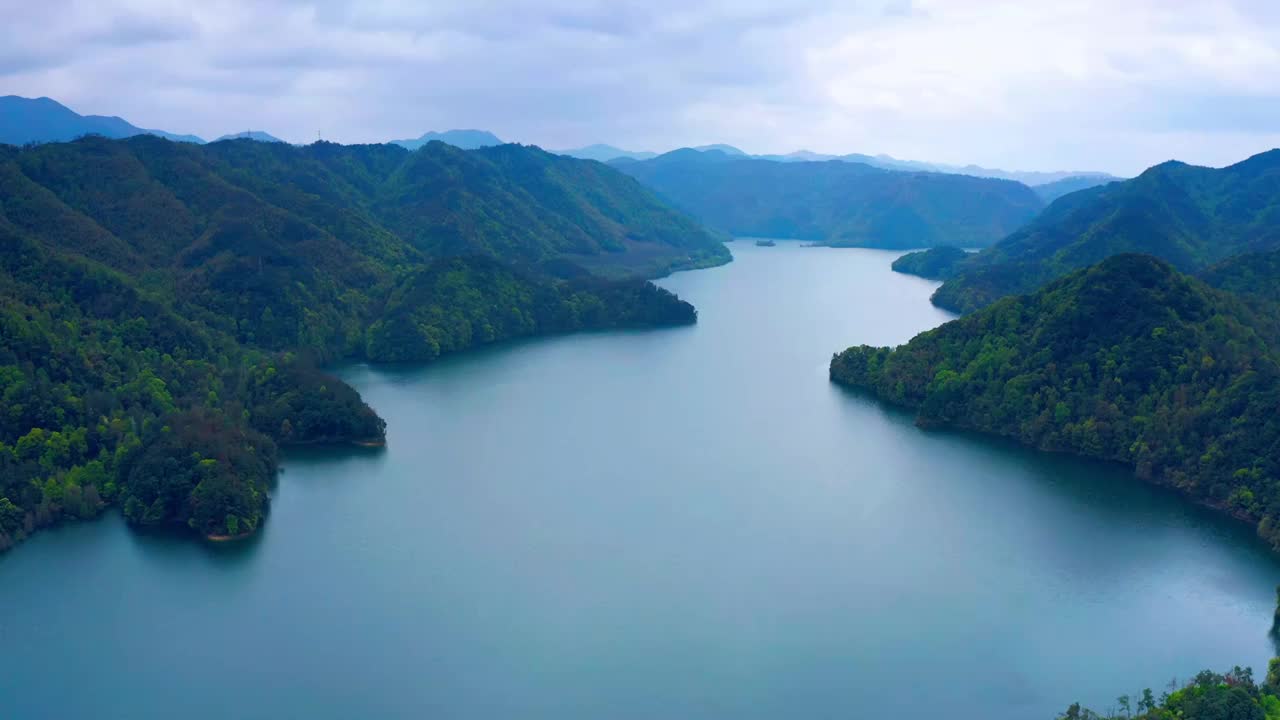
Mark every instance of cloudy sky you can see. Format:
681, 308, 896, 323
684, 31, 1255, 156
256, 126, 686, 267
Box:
3, 0, 1278, 175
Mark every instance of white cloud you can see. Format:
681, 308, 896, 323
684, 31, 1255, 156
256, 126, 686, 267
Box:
1, 0, 1278, 174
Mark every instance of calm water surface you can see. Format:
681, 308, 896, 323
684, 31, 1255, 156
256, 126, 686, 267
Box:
4, 242, 1280, 719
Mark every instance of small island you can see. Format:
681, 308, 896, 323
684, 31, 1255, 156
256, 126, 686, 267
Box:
755, 239, 777, 247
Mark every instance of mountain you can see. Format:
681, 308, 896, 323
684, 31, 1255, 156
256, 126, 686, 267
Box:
931, 150, 1280, 313
390, 129, 502, 150
1033, 174, 1118, 203
691, 143, 746, 156
557, 144, 659, 162
213, 130, 286, 143
0, 135, 719, 551
614, 149, 1044, 249
832, 253, 1280, 550
0, 95, 204, 145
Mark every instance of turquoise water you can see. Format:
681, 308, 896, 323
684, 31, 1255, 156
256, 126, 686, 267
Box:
3, 242, 1279, 719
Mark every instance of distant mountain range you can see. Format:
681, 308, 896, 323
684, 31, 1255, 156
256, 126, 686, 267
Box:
390, 129, 502, 150
0, 95, 1120, 190
560, 138, 1120, 187
0, 96, 205, 145
614, 148, 1043, 249
557, 144, 659, 162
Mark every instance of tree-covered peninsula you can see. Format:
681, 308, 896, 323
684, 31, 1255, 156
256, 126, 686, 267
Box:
932, 150, 1280, 313
0, 135, 719, 550
832, 254, 1280, 549
890, 245, 969, 280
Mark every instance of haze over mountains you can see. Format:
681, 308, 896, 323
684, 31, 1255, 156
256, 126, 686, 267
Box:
614, 148, 1044, 249
569, 140, 1119, 187
390, 129, 503, 151
0, 96, 1119, 192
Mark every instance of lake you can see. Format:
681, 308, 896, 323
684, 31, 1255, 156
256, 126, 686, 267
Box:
3, 241, 1279, 719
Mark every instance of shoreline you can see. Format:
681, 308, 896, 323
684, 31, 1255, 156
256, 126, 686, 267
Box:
206, 530, 256, 543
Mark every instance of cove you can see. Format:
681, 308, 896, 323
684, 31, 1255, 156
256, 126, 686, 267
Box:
3, 242, 1279, 719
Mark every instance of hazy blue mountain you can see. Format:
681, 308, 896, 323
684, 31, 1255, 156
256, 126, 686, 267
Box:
0, 95, 204, 145
1033, 174, 1119, 203
558, 144, 659, 162
691, 143, 747, 156
214, 130, 287, 143
391, 129, 502, 150
944, 165, 1118, 186
616, 148, 1043, 249
834, 154, 1117, 185
564, 136, 1118, 184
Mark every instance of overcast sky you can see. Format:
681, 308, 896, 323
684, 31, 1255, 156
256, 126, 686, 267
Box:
3, 0, 1278, 175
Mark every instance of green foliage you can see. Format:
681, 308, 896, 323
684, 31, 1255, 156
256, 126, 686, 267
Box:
242, 356, 386, 445
934, 150, 1280, 313
0, 135, 713, 551
891, 246, 970, 280
616, 149, 1043, 249
832, 254, 1280, 549
1056, 667, 1272, 720
118, 410, 275, 537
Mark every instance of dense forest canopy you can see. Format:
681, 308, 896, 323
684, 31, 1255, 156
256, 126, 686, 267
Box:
832, 254, 1280, 550
613, 149, 1044, 249
0, 135, 717, 550
932, 150, 1280, 313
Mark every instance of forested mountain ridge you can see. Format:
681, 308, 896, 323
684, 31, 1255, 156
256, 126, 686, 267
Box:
0, 135, 711, 550
932, 150, 1280, 313
613, 149, 1044, 249
832, 254, 1280, 551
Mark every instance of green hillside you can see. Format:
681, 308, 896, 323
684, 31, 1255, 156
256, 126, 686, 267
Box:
0, 136, 716, 550
832, 255, 1280, 550
933, 150, 1280, 313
